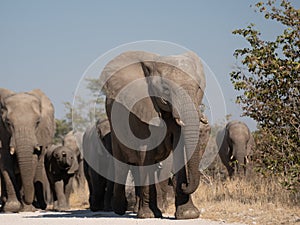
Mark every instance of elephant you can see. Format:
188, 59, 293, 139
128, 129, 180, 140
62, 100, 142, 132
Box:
44, 145, 80, 211
83, 118, 114, 212
0, 88, 55, 213
63, 131, 85, 191
216, 120, 255, 178
100, 50, 206, 219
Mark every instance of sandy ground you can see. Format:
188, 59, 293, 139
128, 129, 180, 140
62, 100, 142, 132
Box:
0, 210, 246, 225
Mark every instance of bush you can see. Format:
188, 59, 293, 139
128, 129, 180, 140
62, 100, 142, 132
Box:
230, 0, 300, 192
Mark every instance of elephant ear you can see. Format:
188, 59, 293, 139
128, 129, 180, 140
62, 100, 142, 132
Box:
0, 88, 15, 145
45, 144, 60, 174
247, 134, 255, 156
0, 88, 15, 107
96, 118, 111, 139
0, 88, 15, 118
73, 131, 84, 160
101, 51, 161, 126
68, 149, 79, 174
28, 89, 55, 147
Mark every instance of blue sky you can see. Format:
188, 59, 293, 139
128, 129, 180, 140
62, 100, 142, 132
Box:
1, 1, 299, 130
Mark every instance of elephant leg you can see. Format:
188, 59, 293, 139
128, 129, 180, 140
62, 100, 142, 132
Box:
219, 149, 234, 178
133, 186, 140, 213
33, 158, 47, 210
53, 180, 68, 211
113, 164, 129, 215
1, 170, 21, 212
156, 179, 171, 213
225, 157, 235, 178
137, 165, 162, 219
33, 181, 47, 210
64, 177, 74, 208
174, 167, 199, 219
104, 180, 113, 211
92, 173, 106, 211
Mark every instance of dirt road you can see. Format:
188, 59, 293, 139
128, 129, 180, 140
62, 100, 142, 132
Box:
0, 210, 245, 225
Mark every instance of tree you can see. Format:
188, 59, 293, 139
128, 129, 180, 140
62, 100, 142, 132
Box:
53, 102, 73, 144
230, 0, 299, 191
56, 77, 106, 137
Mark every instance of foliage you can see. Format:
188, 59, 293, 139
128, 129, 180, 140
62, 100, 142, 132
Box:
231, 0, 299, 191
56, 78, 106, 137
54, 118, 72, 144
53, 102, 73, 144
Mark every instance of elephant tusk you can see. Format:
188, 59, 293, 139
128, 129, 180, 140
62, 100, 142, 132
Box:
160, 97, 168, 105
175, 118, 185, 126
245, 156, 249, 163
35, 146, 41, 151
200, 117, 208, 124
10, 147, 15, 155
230, 155, 234, 160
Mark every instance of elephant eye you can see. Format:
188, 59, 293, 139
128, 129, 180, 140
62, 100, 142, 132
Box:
163, 89, 170, 95
163, 86, 170, 95
5, 118, 11, 125
5, 118, 13, 129
36, 118, 41, 128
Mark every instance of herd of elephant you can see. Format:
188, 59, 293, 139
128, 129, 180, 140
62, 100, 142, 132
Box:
0, 50, 255, 219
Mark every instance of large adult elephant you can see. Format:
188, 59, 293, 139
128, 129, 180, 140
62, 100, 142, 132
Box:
216, 120, 255, 178
101, 51, 206, 219
0, 88, 55, 212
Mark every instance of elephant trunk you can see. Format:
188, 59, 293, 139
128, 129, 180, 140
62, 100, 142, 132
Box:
15, 128, 38, 205
232, 143, 246, 175
176, 89, 201, 195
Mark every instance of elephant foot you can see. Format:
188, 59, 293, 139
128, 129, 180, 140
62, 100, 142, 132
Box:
53, 201, 69, 212
3, 200, 22, 213
103, 204, 113, 212
21, 203, 37, 212
113, 198, 127, 215
90, 205, 103, 212
54, 205, 69, 212
90, 200, 104, 212
157, 201, 168, 213
137, 205, 162, 219
175, 201, 199, 219
137, 206, 155, 219
32, 200, 47, 210
133, 200, 139, 213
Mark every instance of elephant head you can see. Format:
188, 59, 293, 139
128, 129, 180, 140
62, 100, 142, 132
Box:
47, 146, 79, 174
63, 130, 83, 161
102, 51, 206, 194
0, 88, 55, 205
217, 120, 254, 177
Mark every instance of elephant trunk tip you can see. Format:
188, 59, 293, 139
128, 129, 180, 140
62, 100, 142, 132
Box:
181, 180, 199, 195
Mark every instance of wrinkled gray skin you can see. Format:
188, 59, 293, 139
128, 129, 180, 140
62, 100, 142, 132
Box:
216, 120, 255, 178
83, 118, 114, 212
44, 145, 79, 211
0, 88, 55, 213
63, 131, 85, 190
102, 51, 206, 219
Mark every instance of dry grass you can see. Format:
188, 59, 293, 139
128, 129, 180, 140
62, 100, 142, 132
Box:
69, 179, 89, 209
68, 169, 300, 224
192, 174, 300, 225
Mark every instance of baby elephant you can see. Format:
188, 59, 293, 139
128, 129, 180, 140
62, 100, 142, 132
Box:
216, 120, 255, 178
45, 145, 79, 211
